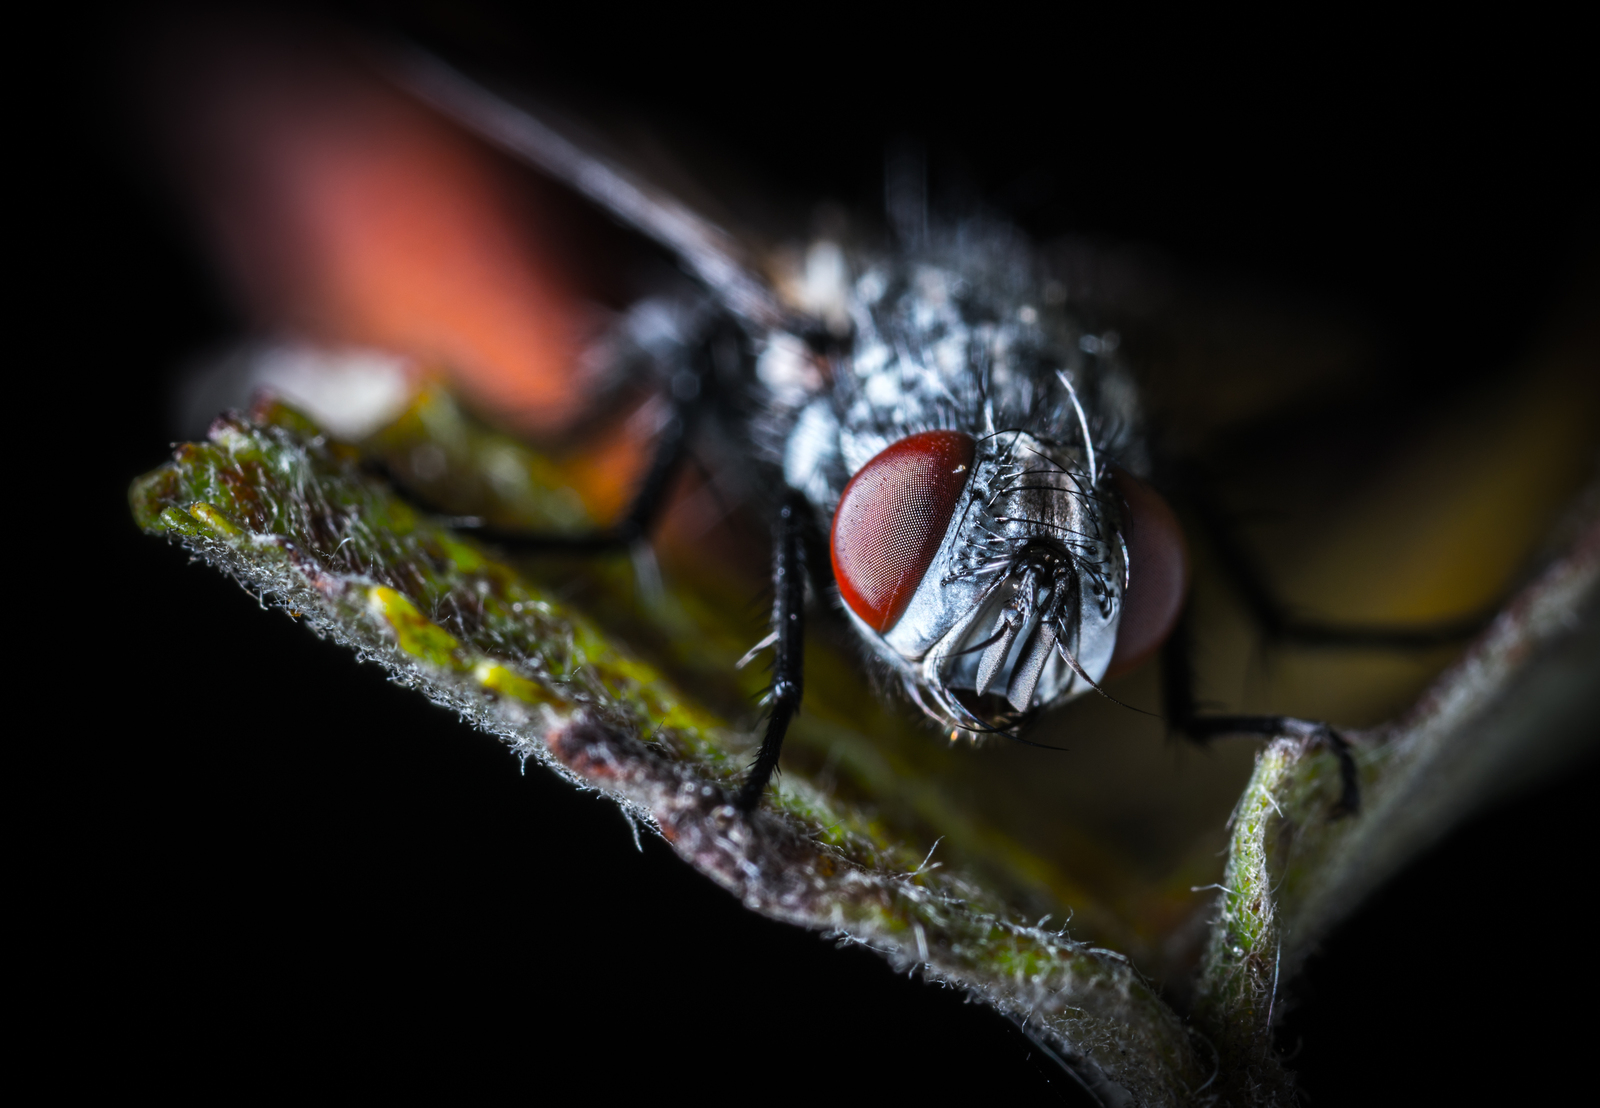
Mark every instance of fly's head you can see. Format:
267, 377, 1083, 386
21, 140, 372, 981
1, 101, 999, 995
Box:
830, 426, 1125, 738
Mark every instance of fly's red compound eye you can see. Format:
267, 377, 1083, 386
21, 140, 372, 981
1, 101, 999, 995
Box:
831, 430, 977, 632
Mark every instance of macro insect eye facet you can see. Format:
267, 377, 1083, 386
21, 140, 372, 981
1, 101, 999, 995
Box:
830, 430, 977, 633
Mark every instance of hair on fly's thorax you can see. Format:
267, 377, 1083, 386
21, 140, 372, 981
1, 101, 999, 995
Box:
773, 222, 1146, 502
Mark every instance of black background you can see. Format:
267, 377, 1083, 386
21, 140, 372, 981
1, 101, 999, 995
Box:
24, 5, 1596, 1102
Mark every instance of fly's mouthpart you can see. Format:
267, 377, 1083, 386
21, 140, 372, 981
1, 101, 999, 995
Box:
919, 549, 1090, 734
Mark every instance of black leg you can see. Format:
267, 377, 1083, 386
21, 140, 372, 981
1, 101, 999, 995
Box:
1182, 477, 1490, 649
376, 313, 732, 553
372, 391, 698, 553
469, 402, 694, 552
735, 490, 810, 811
1162, 603, 1362, 816
1149, 462, 1503, 818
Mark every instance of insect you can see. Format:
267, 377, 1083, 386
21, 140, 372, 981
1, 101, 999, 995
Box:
358, 47, 1410, 813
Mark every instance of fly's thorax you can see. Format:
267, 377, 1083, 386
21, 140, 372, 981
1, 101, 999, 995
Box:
774, 237, 1147, 511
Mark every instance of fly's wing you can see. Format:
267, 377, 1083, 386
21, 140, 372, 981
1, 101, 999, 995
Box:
380, 45, 794, 337
380, 44, 848, 504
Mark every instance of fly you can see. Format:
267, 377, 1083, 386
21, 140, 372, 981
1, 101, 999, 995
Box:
382, 47, 1387, 812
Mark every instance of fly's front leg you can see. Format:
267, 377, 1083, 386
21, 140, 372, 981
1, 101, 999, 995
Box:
1162, 604, 1361, 816
736, 490, 810, 811
471, 370, 702, 554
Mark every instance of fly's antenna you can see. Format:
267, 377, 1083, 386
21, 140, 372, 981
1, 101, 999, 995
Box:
885, 139, 929, 253
1055, 370, 1098, 485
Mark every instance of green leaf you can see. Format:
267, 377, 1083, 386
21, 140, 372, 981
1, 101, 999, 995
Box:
132, 391, 1599, 1105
